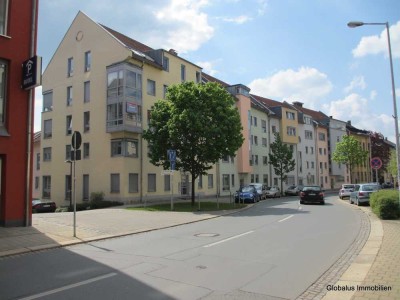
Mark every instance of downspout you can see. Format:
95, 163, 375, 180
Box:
267, 114, 272, 186
25, 0, 38, 226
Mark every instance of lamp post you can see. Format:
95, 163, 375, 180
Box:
348, 21, 400, 208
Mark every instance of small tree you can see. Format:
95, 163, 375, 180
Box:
268, 133, 296, 192
143, 81, 244, 205
332, 135, 369, 183
387, 149, 398, 183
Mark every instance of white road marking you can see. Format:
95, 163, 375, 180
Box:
18, 272, 117, 300
278, 215, 294, 222
203, 231, 254, 248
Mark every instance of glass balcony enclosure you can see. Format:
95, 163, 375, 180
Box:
106, 63, 143, 133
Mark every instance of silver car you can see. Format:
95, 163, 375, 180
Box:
349, 183, 380, 206
249, 183, 267, 200
266, 186, 281, 198
339, 184, 355, 199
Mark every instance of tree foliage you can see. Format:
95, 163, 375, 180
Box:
387, 149, 398, 180
268, 133, 296, 192
370, 131, 391, 172
143, 81, 244, 205
332, 135, 369, 182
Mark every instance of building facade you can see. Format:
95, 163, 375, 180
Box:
0, 0, 39, 226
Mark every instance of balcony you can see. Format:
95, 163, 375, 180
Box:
106, 113, 142, 133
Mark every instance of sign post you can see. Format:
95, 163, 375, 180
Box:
167, 150, 176, 211
370, 157, 383, 184
71, 131, 82, 237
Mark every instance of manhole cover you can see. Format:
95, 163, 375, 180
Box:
195, 233, 220, 237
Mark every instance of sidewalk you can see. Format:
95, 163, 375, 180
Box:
1, 199, 399, 299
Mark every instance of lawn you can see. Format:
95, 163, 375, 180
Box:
126, 201, 247, 212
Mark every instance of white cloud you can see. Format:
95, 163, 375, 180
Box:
196, 60, 220, 76
344, 76, 366, 93
257, 0, 268, 16
248, 67, 333, 108
370, 90, 377, 100
352, 21, 400, 59
219, 15, 253, 24
154, 0, 214, 53
324, 93, 396, 141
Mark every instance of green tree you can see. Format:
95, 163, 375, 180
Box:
143, 81, 244, 205
268, 133, 296, 192
332, 135, 369, 183
387, 149, 398, 181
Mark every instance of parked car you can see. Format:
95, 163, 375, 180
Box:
32, 199, 57, 213
300, 186, 325, 204
339, 184, 355, 199
285, 185, 303, 196
381, 182, 394, 189
349, 183, 380, 206
234, 186, 259, 203
265, 186, 281, 198
249, 183, 268, 200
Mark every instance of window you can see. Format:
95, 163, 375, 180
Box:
67, 57, 73, 77
147, 79, 156, 96
287, 126, 296, 136
84, 51, 91, 72
319, 148, 322, 155
311, 147, 314, 154
111, 139, 139, 157
83, 175, 89, 200
163, 85, 168, 99
222, 174, 230, 191
84, 111, 90, 132
261, 120, 267, 133
84, 81, 90, 102
263, 156, 268, 165
286, 111, 295, 120
231, 174, 235, 187
36, 153, 40, 170
262, 138, 267, 147
43, 147, 52, 161
0, 60, 6, 128
272, 125, 277, 133
253, 117, 258, 127
263, 174, 268, 184
110, 174, 120, 193
148, 174, 156, 192
0, 0, 9, 35
107, 102, 123, 126
42, 91, 53, 112
196, 71, 201, 83
208, 174, 214, 188
254, 155, 259, 165
319, 132, 325, 141
163, 56, 169, 71
43, 119, 52, 138
311, 162, 315, 169
304, 116, 312, 124
254, 136, 258, 145
67, 86, 73, 106
42, 176, 51, 198
181, 64, 186, 82
65, 145, 72, 160
306, 146, 308, 154
305, 130, 313, 140
83, 142, 90, 158
66, 115, 72, 135
129, 173, 139, 193
164, 175, 171, 191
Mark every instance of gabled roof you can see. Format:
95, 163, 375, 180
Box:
34, 131, 41, 143
202, 73, 230, 88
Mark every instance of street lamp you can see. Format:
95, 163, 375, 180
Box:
348, 21, 400, 208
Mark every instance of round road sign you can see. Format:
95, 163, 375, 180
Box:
370, 157, 382, 170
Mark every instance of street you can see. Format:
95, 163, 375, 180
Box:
0, 195, 362, 300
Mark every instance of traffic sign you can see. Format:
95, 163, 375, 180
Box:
71, 131, 82, 150
167, 149, 176, 162
370, 157, 382, 170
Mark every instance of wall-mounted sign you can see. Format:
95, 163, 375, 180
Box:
126, 102, 138, 113
22, 56, 42, 90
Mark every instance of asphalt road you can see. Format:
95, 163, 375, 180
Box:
0, 195, 361, 300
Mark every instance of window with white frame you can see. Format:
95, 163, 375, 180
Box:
305, 130, 313, 140
304, 116, 312, 124
84, 51, 91, 72
147, 79, 156, 96
261, 120, 267, 133
67, 57, 73, 77
0, 0, 9, 35
287, 126, 296, 136
286, 111, 295, 120
42, 91, 53, 112
111, 139, 139, 157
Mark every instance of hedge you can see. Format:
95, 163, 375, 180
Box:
370, 190, 400, 220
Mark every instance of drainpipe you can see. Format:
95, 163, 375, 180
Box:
25, 0, 38, 226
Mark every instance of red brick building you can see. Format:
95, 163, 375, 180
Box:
0, 0, 39, 226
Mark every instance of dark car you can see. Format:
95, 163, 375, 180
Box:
299, 186, 324, 204
349, 183, 380, 206
32, 199, 57, 213
235, 186, 259, 203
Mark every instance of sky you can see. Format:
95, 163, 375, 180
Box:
35, 0, 400, 143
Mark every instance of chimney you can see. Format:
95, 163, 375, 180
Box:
293, 101, 303, 107
169, 49, 178, 56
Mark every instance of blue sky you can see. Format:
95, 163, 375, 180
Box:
36, 0, 400, 142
